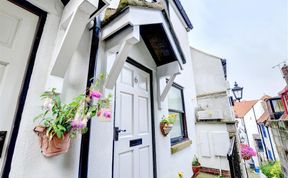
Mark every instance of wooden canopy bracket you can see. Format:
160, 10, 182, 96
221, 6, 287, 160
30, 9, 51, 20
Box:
104, 26, 140, 89
157, 61, 181, 109
51, 0, 108, 77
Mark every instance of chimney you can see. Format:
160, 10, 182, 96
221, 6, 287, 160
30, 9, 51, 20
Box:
281, 64, 288, 84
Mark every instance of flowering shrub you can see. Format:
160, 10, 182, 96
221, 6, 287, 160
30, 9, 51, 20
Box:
240, 144, 256, 160
261, 161, 284, 178
34, 74, 112, 139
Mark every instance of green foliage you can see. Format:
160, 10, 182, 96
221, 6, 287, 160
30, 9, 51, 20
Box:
160, 113, 177, 125
261, 161, 284, 178
192, 155, 200, 166
34, 74, 111, 139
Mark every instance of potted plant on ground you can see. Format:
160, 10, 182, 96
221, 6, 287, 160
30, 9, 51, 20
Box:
192, 155, 201, 175
160, 113, 177, 136
34, 74, 111, 157
240, 144, 256, 160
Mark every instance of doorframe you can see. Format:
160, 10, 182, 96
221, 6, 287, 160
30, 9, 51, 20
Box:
2, 1, 47, 177
112, 57, 157, 178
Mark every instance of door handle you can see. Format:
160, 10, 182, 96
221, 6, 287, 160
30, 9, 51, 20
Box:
114, 127, 126, 141
0, 131, 7, 158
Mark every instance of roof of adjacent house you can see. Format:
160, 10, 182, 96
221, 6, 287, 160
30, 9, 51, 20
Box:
233, 100, 258, 118
257, 111, 270, 123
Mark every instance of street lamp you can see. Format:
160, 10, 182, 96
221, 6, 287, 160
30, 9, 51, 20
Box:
232, 82, 243, 102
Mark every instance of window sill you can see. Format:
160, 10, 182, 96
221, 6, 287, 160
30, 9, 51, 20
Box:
171, 139, 192, 154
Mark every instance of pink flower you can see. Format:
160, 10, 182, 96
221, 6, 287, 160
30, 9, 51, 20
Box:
240, 144, 256, 159
97, 111, 102, 117
103, 110, 111, 119
71, 116, 87, 129
90, 91, 102, 99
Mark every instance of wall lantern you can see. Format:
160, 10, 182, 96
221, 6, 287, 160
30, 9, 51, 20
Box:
232, 82, 243, 102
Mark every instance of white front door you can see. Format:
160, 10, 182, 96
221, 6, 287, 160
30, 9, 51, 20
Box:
0, 0, 39, 169
114, 62, 154, 178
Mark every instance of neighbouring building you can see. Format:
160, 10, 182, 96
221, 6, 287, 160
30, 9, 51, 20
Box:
191, 47, 242, 177
0, 0, 243, 178
234, 98, 279, 172
266, 64, 288, 177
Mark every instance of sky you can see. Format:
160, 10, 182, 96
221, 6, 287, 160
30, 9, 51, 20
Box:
181, 0, 288, 100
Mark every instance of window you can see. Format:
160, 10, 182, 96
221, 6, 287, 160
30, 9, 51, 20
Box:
271, 99, 285, 112
167, 83, 188, 145
255, 139, 264, 152
261, 125, 267, 138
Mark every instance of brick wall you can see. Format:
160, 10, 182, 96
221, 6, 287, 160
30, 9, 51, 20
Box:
200, 166, 231, 178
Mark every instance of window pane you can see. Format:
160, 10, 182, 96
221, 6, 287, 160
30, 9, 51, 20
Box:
272, 99, 284, 112
168, 86, 183, 111
169, 112, 183, 139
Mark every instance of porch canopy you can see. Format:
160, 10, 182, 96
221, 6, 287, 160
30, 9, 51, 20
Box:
102, 5, 187, 105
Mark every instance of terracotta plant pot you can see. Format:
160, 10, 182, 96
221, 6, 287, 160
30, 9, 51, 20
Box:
160, 123, 173, 136
34, 126, 71, 157
192, 165, 201, 175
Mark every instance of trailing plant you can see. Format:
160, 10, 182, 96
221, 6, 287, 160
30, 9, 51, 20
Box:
192, 155, 201, 166
160, 113, 177, 125
34, 73, 112, 140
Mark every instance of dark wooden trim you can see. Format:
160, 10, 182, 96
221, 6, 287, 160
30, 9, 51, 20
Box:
168, 83, 189, 146
112, 58, 158, 178
2, 1, 47, 177
78, 18, 101, 178
172, 0, 193, 30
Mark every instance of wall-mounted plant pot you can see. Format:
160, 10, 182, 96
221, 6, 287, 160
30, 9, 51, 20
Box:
34, 126, 71, 157
160, 123, 173, 136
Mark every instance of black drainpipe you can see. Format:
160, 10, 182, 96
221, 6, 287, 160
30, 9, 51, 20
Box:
78, 16, 101, 178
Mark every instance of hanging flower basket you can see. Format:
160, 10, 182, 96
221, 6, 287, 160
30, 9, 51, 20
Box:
160, 113, 177, 136
34, 126, 71, 157
33, 74, 112, 157
240, 144, 256, 161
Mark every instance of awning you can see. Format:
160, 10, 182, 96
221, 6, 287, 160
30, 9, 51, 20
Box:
102, 6, 186, 108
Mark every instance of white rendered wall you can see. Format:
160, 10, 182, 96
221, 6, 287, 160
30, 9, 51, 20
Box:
9, 0, 93, 177
191, 48, 227, 95
242, 101, 264, 168
191, 47, 234, 171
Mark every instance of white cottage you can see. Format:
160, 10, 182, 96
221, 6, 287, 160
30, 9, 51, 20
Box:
0, 0, 240, 178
